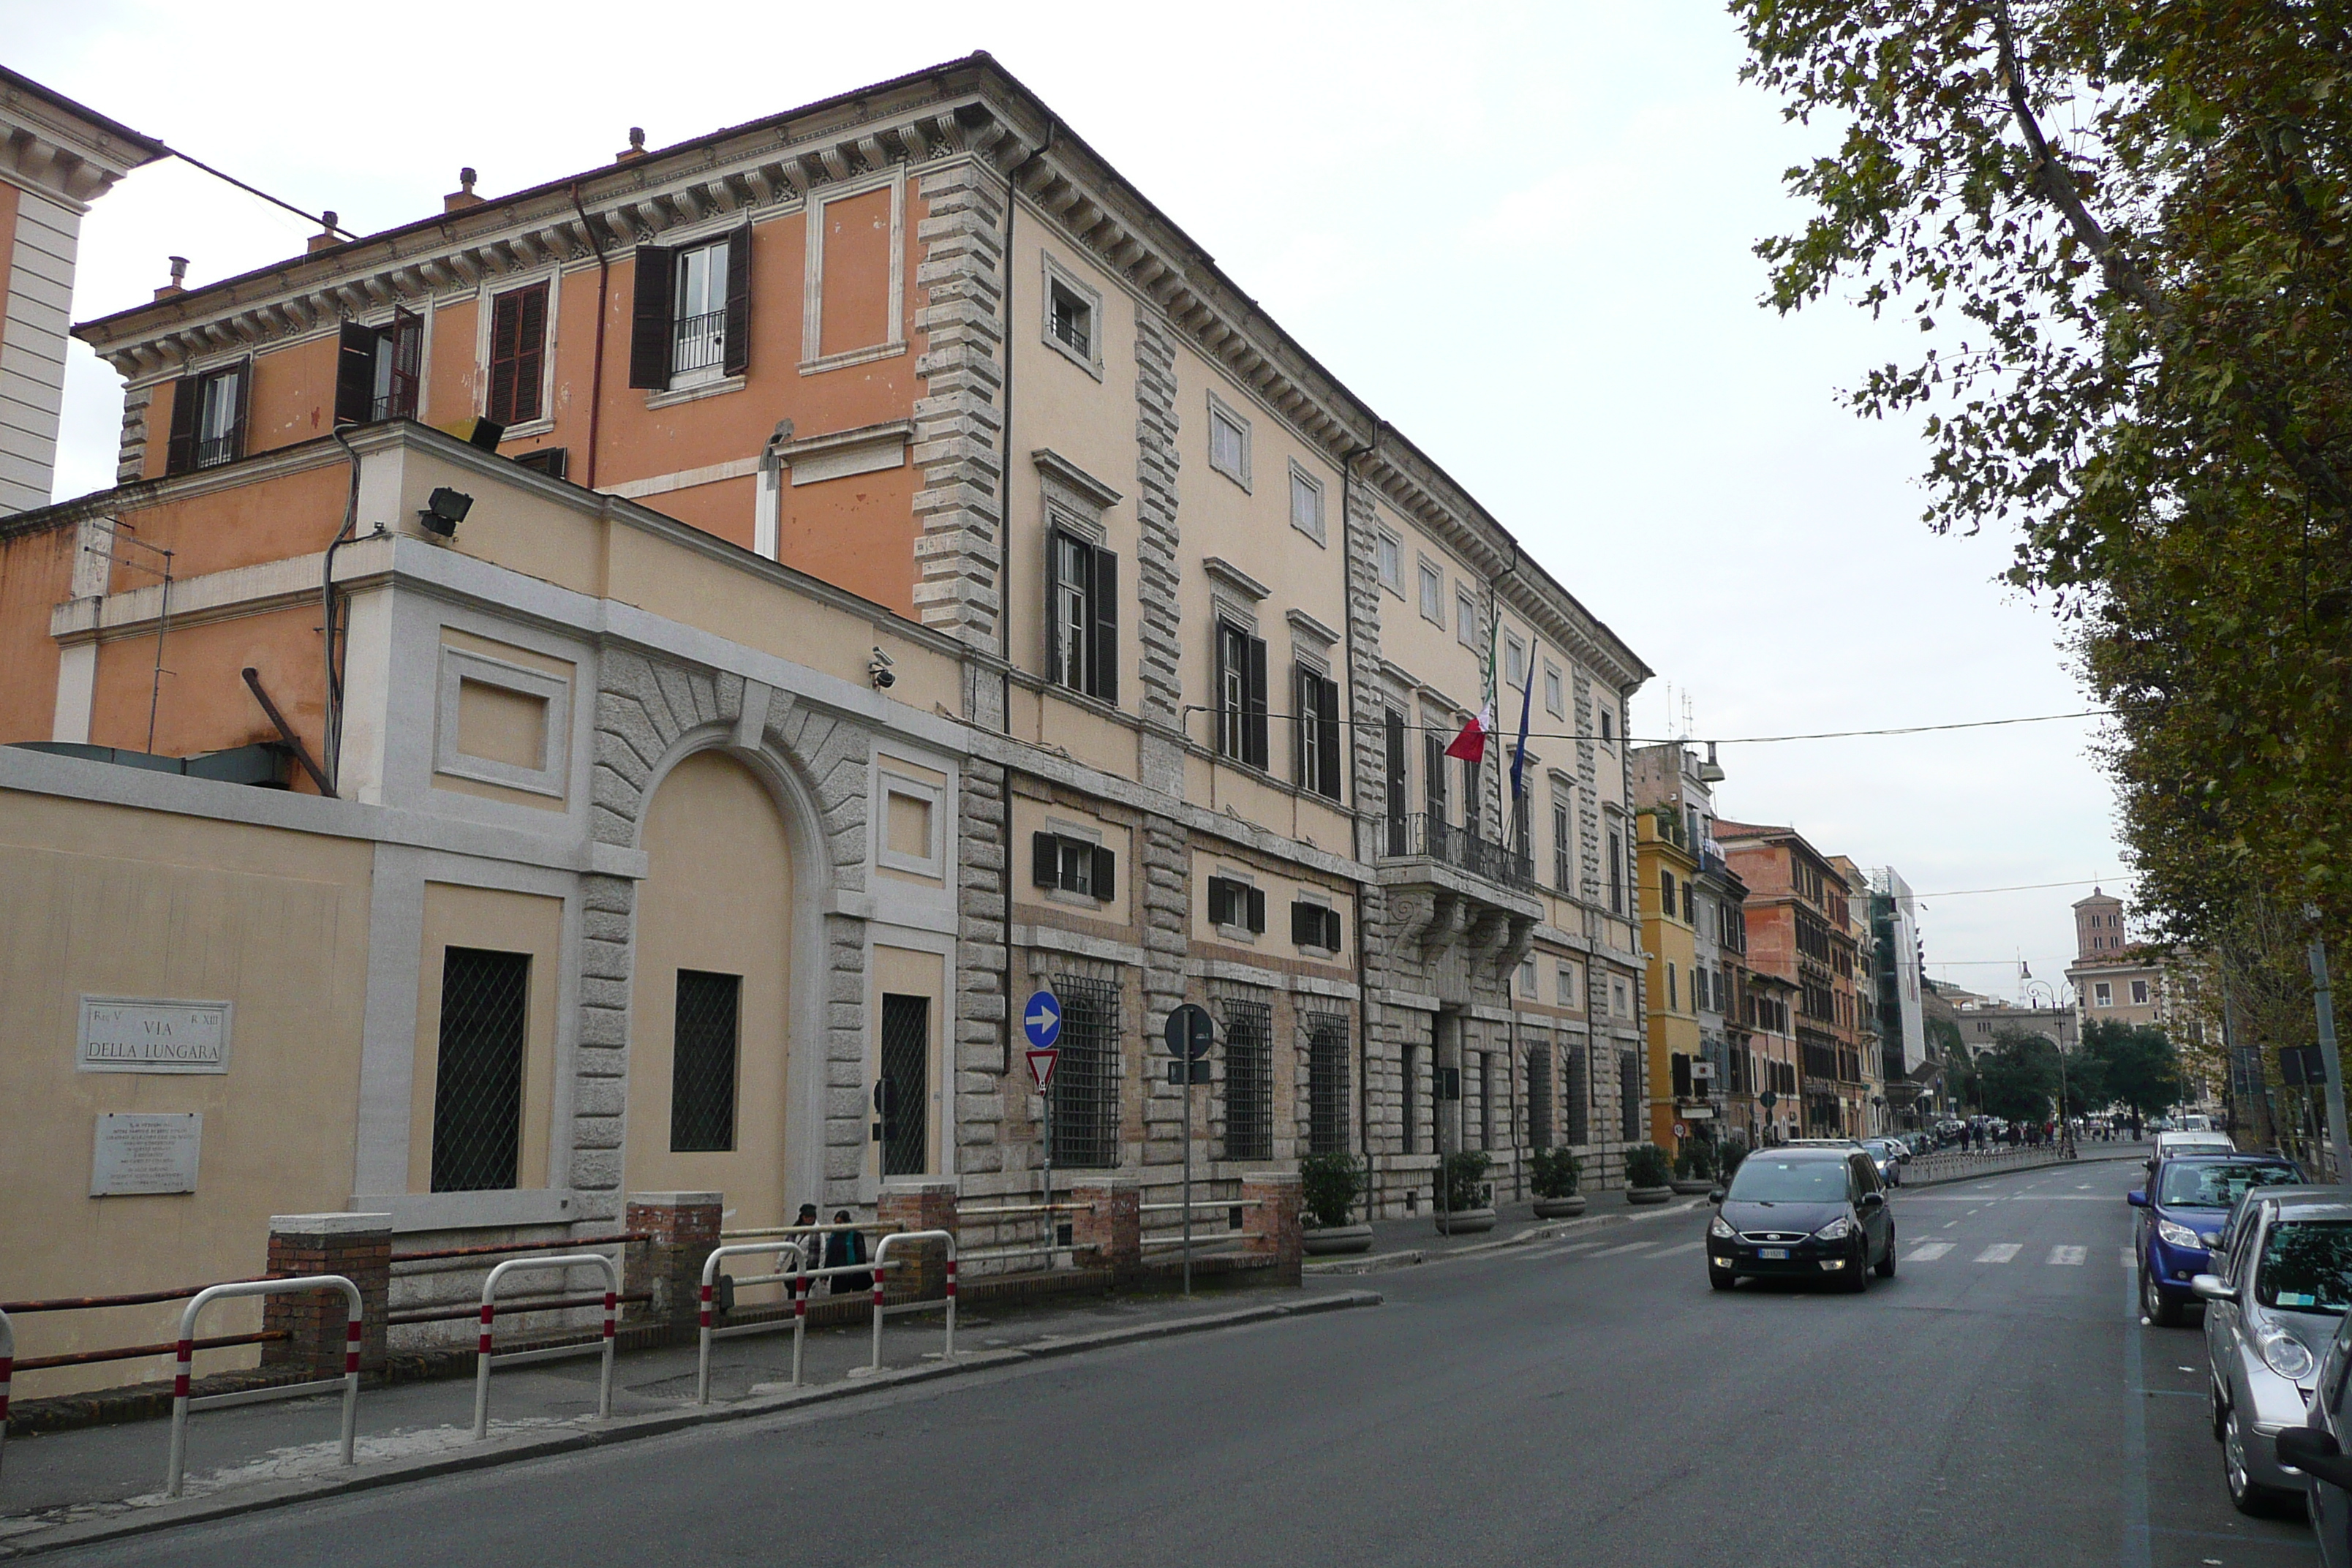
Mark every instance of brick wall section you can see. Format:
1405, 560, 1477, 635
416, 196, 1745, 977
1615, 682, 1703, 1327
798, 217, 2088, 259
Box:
261, 1213, 391, 1375
1240, 1172, 1303, 1286
625, 1191, 720, 1326
878, 1180, 959, 1300
1071, 1177, 1141, 1282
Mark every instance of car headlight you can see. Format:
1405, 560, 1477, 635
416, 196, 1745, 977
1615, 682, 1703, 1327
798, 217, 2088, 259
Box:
2261, 1331, 2315, 1382
2156, 1218, 2201, 1249
1708, 1215, 1735, 1240
1814, 1215, 1852, 1242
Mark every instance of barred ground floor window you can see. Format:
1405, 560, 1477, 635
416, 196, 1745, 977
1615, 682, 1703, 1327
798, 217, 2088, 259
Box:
1526, 1043, 1553, 1150
1306, 1011, 1349, 1156
1218, 994, 1273, 1162
432, 946, 532, 1193
1049, 972, 1121, 1169
1618, 1049, 1643, 1142
1564, 1041, 1588, 1145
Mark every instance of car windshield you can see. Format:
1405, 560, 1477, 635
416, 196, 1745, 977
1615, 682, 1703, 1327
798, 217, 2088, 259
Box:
2256, 1220, 2352, 1313
2156, 1161, 2299, 1208
1725, 1158, 1847, 1202
2166, 1137, 2234, 1155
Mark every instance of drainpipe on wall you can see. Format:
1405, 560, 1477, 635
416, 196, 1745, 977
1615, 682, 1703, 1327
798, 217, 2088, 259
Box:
569, 181, 611, 491
319, 427, 363, 796
1339, 426, 1376, 1216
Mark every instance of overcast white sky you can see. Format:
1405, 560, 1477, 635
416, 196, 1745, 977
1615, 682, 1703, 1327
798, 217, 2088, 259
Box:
12, 0, 2122, 1001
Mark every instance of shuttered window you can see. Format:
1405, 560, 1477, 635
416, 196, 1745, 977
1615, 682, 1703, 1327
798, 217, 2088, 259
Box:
1206, 875, 1266, 934
1045, 530, 1118, 703
487, 283, 548, 426
165, 361, 250, 475
1216, 622, 1268, 768
334, 311, 422, 426
1030, 831, 1116, 902
1384, 709, 1409, 856
630, 226, 753, 388
1289, 900, 1342, 952
1294, 666, 1341, 801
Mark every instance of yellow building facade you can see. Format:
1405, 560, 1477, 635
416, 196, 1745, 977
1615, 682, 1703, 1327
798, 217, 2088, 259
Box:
1637, 808, 1701, 1150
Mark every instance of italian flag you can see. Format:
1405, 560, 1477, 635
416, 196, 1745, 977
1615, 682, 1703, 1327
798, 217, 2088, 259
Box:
1444, 701, 1493, 762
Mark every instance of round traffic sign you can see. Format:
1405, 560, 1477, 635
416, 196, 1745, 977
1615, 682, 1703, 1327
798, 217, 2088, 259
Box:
1022, 990, 1062, 1050
1164, 1003, 1214, 1062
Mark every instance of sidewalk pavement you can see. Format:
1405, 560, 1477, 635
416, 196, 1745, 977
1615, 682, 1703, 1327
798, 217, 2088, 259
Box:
0, 1276, 1380, 1560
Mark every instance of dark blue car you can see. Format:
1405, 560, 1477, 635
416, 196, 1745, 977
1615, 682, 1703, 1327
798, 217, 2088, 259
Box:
2129, 1153, 2304, 1325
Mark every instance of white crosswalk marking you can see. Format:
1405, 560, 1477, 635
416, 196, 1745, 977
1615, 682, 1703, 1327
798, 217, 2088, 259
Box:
2048, 1245, 2087, 1266
1654, 1241, 1703, 1258
1904, 1242, 1955, 1262
1974, 1243, 2022, 1264
1591, 1240, 1657, 1258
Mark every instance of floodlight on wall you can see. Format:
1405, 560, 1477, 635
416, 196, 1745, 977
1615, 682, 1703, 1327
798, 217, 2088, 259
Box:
869, 647, 895, 690
418, 486, 474, 539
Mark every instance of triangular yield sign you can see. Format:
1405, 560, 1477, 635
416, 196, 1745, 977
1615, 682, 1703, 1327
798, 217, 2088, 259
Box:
1026, 1047, 1059, 1091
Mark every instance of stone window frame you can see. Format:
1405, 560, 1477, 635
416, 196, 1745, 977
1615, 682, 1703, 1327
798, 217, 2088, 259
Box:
1039, 249, 1106, 381
434, 644, 571, 798
1208, 864, 1263, 945
1207, 389, 1253, 491
875, 764, 946, 878
473, 264, 563, 441
1556, 961, 1580, 1008
1543, 661, 1566, 717
1417, 555, 1444, 625
1376, 529, 1403, 597
1042, 815, 1109, 910
1455, 586, 1479, 649
1503, 631, 1527, 693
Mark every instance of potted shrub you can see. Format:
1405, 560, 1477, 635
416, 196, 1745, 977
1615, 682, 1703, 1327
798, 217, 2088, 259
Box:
1670, 1138, 1719, 1195
1529, 1147, 1586, 1218
1622, 1142, 1674, 1205
1435, 1150, 1496, 1234
1299, 1151, 1374, 1256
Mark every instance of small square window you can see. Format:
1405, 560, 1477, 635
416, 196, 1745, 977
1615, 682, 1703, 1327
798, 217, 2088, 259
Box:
1599, 708, 1616, 742
1050, 282, 1092, 359
1556, 963, 1578, 1006
1289, 464, 1324, 544
1040, 255, 1104, 378
1377, 532, 1402, 594
1208, 395, 1251, 489
1518, 957, 1537, 995
1543, 664, 1564, 717
1418, 560, 1444, 625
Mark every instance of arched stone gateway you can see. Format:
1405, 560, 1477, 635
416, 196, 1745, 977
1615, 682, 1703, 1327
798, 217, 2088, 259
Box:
568, 647, 875, 1224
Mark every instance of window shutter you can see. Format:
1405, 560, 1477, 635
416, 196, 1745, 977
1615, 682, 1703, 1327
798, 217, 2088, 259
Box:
390, 307, 423, 418
164, 373, 199, 475
333, 323, 376, 425
1291, 901, 1313, 946
1207, 877, 1232, 927
1246, 886, 1267, 935
1323, 908, 1343, 951
1044, 532, 1066, 687
628, 246, 675, 389
721, 225, 753, 377
487, 291, 519, 423
1244, 636, 1269, 769
1032, 832, 1059, 889
1091, 845, 1115, 902
227, 358, 252, 461
1214, 628, 1232, 756
1088, 546, 1117, 703
1316, 674, 1343, 800
510, 289, 546, 423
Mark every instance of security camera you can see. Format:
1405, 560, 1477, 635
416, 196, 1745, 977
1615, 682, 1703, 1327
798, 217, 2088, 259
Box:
869, 647, 896, 690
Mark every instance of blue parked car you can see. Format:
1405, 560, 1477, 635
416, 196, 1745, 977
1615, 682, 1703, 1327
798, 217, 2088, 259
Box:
2130, 1152, 2304, 1325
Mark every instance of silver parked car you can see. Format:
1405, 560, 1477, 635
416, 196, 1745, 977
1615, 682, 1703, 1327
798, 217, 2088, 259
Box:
2193, 1186, 2352, 1512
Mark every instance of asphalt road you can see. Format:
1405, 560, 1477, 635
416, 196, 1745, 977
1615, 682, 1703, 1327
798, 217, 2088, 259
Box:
41, 1154, 2320, 1568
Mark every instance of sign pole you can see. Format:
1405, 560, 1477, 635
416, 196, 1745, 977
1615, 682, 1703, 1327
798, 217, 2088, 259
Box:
1183, 1055, 1194, 1297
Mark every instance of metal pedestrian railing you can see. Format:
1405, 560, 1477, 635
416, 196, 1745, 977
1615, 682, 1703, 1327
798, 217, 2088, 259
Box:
472, 1254, 619, 1440
167, 1276, 361, 1497
862, 1230, 957, 1376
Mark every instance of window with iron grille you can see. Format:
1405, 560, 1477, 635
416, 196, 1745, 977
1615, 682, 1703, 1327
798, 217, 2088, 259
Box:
1306, 1012, 1349, 1156
1049, 973, 1120, 1169
333, 312, 421, 426
1476, 1049, 1494, 1152
1218, 996, 1273, 1161
431, 947, 531, 1192
1618, 1051, 1642, 1141
879, 993, 929, 1177
1049, 282, 1093, 360
165, 361, 250, 475
1402, 1041, 1421, 1155
671, 970, 740, 1152
1564, 1044, 1588, 1145
1527, 1045, 1553, 1150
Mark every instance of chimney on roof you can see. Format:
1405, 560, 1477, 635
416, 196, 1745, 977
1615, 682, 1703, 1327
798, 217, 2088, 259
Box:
154, 255, 188, 300
306, 211, 342, 254
444, 168, 483, 212
616, 127, 647, 163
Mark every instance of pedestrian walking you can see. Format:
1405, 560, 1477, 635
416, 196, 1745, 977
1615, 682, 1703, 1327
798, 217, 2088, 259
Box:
824, 1209, 872, 1295
783, 1202, 819, 1283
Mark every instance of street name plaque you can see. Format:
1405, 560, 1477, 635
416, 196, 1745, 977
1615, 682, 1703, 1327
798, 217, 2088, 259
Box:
77, 998, 232, 1074
91, 1112, 203, 1196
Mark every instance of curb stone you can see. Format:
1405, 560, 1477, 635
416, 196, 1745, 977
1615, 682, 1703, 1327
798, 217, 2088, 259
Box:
0, 1290, 1382, 1561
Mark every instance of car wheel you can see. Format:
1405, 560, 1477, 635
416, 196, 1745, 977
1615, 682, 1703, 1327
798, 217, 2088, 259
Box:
2209, 1381, 2227, 1444
2144, 1266, 2184, 1327
1844, 1237, 1871, 1293
1708, 1264, 1736, 1292
2224, 1401, 2289, 1515
1876, 1230, 1898, 1278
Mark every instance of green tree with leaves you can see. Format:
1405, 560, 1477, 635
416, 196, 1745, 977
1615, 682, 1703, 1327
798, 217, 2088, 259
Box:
1732, 1, 2352, 951
1977, 1027, 2062, 1122
2081, 1018, 2185, 1119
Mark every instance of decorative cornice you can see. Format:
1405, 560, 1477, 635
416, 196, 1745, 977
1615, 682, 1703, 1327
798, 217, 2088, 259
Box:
1201, 557, 1270, 603
1029, 448, 1122, 510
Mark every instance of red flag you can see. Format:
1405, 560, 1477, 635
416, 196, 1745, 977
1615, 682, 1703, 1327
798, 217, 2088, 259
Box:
1444, 702, 1492, 762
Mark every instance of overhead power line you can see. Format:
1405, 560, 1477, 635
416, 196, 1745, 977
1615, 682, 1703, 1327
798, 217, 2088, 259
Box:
1180, 705, 2108, 748
1909, 877, 2117, 899
163, 146, 354, 238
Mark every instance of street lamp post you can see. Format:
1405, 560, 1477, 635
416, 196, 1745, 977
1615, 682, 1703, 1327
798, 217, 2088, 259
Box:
2021, 981, 2077, 1156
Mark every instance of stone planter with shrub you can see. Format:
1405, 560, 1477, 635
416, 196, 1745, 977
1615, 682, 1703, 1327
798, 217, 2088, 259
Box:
1435, 1150, 1497, 1233
1623, 1142, 1674, 1205
1529, 1146, 1587, 1218
1299, 1151, 1373, 1256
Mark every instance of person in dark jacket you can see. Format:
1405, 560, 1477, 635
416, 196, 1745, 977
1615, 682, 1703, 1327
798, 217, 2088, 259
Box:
823, 1210, 872, 1294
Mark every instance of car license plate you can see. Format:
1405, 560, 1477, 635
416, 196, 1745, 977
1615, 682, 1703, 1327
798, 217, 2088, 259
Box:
1758, 1247, 1789, 1260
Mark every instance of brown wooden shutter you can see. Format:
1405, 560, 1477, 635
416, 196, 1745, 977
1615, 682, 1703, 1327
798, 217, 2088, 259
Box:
226, 358, 252, 461
1032, 832, 1060, 889
389, 307, 423, 418
1324, 907, 1343, 951
1043, 532, 1066, 686
1088, 546, 1117, 703
1290, 901, 1313, 946
487, 291, 520, 423
628, 246, 675, 388
510, 287, 546, 423
1090, 845, 1115, 902
333, 323, 376, 425
165, 373, 200, 474
1292, 666, 1308, 788
720, 225, 752, 377
1316, 674, 1342, 801
1243, 635, 1269, 769
1245, 886, 1267, 935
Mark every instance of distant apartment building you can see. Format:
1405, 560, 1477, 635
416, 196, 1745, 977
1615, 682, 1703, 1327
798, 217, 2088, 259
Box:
1718, 823, 1867, 1137
2065, 888, 2168, 1032
0, 56, 1656, 1392
1630, 741, 1749, 1150
1866, 866, 1929, 1126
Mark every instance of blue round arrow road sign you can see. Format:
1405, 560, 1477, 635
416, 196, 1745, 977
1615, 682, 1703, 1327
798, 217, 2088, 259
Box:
1022, 990, 1063, 1050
